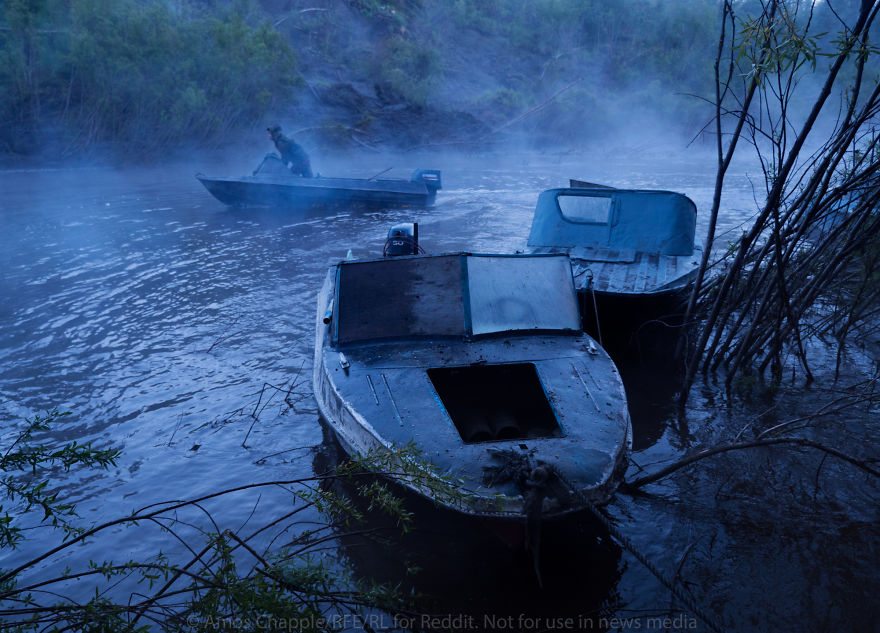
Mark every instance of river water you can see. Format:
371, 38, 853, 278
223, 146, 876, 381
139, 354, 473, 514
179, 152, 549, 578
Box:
0, 147, 877, 632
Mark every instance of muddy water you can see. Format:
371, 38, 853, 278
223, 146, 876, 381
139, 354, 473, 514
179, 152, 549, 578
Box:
0, 148, 876, 631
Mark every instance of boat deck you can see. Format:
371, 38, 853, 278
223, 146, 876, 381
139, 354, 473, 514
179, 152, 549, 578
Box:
528, 246, 700, 294
316, 334, 629, 512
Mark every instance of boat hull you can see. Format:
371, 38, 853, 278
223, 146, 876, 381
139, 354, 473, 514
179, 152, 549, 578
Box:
577, 284, 693, 350
547, 251, 698, 357
197, 174, 436, 209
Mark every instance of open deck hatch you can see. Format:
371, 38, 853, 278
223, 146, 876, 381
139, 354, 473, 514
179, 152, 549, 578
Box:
427, 363, 562, 444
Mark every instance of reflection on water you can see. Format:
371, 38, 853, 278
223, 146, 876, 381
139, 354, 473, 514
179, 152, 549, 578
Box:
0, 151, 876, 631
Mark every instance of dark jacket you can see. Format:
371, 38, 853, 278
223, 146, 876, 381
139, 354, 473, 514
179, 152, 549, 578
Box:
273, 133, 313, 178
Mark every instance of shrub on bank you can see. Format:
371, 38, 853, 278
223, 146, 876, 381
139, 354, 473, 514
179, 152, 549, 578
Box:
0, 0, 299, 160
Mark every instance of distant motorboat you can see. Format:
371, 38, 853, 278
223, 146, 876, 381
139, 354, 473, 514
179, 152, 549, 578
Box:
313, 252, 631, 523
197, 154, 441, 209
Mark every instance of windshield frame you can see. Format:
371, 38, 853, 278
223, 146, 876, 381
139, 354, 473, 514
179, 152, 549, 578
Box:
331, 253, 582, 347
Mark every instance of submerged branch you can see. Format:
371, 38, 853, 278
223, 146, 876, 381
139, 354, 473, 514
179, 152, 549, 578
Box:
622, 437, 880, 491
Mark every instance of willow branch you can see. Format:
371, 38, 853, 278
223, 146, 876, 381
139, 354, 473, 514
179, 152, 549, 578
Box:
622, 437, 879, 491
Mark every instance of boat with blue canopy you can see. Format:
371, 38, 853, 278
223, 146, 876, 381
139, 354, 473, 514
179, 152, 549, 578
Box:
527, 185, 702, 349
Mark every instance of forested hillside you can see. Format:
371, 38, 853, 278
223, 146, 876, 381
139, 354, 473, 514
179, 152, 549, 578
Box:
0, 0, 868, 162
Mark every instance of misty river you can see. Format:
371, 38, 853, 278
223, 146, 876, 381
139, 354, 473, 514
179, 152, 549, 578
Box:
1, 147, 877, 631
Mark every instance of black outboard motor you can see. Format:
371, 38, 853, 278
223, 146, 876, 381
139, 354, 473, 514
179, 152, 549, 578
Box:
384, 222, 421, 257
411, 169, 442, 195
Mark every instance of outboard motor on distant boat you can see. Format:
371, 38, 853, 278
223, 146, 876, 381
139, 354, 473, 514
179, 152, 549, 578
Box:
384, 222, 422, 257
411, 169, 442, 195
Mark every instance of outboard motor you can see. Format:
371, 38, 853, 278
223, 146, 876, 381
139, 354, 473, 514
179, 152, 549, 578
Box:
411, 169, 442, 195
384, 222, 421, 257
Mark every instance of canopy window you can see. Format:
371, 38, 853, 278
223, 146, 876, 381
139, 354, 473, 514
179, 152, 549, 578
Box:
333, 254, 580, 345
557, 194, 613, 223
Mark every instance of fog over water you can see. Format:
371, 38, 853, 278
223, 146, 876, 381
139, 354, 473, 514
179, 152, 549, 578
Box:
1, 145, 877, 631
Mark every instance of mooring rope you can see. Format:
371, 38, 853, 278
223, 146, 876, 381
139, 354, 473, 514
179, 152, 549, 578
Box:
584, 269, 603, 347
547, 465, 724, 633
482, 450, 723, 632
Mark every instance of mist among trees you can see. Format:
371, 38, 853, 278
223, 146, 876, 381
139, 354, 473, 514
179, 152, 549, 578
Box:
6, 0, 876, 162
1, 0, 727, 161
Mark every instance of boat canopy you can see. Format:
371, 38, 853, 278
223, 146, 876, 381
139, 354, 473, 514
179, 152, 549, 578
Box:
333, 254, 581, 345
527, 188, 697, 256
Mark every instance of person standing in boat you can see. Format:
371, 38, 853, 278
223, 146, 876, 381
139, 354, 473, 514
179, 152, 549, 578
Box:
267, 124, 313, 177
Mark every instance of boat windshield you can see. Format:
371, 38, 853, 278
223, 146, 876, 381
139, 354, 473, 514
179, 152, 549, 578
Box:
333, 254, 580, 345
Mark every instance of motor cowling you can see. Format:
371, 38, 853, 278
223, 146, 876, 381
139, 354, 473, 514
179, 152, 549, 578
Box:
384, 222, 420, 257
411, 169, 442, 193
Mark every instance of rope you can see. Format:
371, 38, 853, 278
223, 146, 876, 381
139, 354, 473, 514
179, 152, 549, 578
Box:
584, 270, 603, 347
482, 451, 723, 632
547, 465, 724, 633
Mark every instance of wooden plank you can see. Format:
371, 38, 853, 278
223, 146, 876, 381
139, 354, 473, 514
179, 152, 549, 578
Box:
608, 261, 631, 292
592, 261, 612, 292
